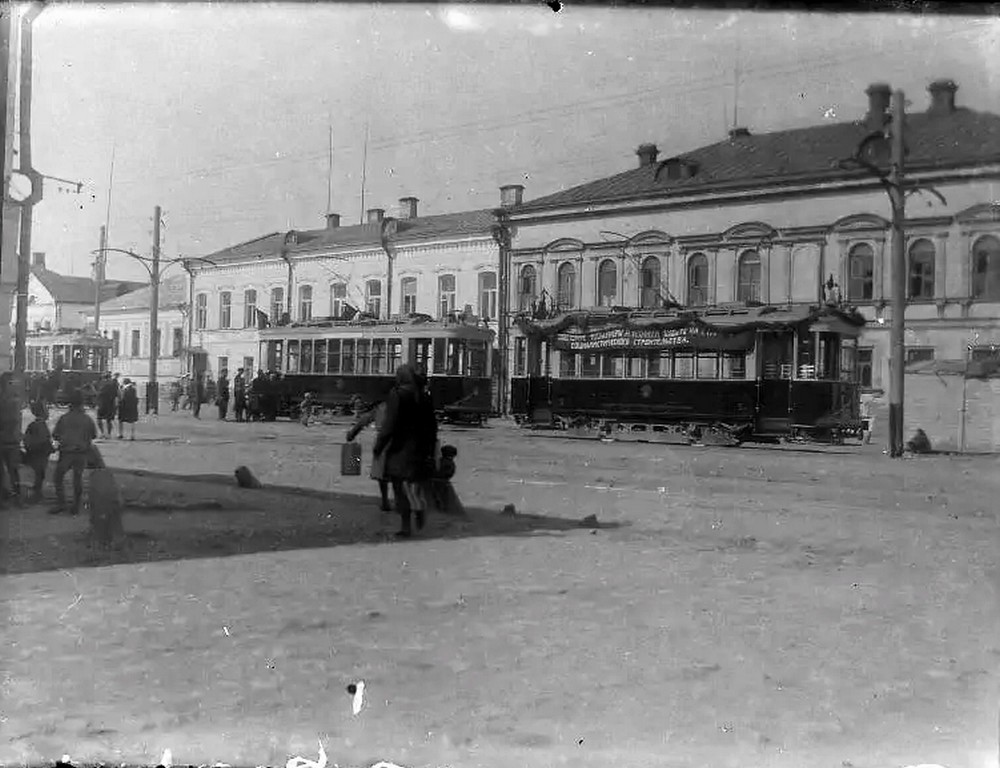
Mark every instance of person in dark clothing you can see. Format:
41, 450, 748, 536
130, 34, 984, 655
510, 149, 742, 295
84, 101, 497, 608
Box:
192, 374, 205, 419
233, 369, 247, 422
117, 379, 140, 440
374, 364, 439, 538
50, 389, 98, 515
0, 381, 23, 502
22, 400, 54, 504
248, 371, 265, 422
96, 372, 119, 438
216, 370, 230, 420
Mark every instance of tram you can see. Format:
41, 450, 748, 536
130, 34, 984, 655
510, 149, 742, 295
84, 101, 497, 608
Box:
23, 331, 113, 406
258, 314, 495, 423
510, 302, 867, 445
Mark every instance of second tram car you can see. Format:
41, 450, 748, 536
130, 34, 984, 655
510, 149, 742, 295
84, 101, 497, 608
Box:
511, 302, 866, 445
258, 315, 495, 423
23, 331, 113, 406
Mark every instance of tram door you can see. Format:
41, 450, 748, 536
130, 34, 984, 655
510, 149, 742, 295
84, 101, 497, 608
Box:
525, 338, 552, 421
755, 331, 793, 431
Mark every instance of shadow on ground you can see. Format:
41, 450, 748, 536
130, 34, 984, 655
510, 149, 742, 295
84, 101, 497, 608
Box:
0, 464, 624, 576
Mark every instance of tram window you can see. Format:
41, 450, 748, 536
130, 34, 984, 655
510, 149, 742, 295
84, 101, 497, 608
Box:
558, 352, 577, 378
514, 338, 527, 377
266, 340, 282, 371
342, 340, 355, 374
432, 338, 447, 375
300, 340, 314, 374
696, 353, 719, 379
722, 352, 746, 379
411, 339, 431, 373
600, 354, 623, 378
796, 334, 816, 379
625, 356, 644, 378
674, 352, 694, 379
327, 339, 341, 374
468, 342, 487, 378
71, 346, 86, 371
840, 344, 855, 381
645, 353, 661, 378
388, 339, 403, 372
761, 333, 793, 380
581, 354, 601, 377
446, 340, 463, 376
817, 333, 840, 380
314, 340, 327, 374
286, 340, 300, 373
357, 340, 371, 374
371, 339, 386, 374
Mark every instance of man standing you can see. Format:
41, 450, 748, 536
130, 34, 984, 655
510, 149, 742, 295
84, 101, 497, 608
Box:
192, 374, 205, 420
217, 369, 230, 421
233, 368, 247, 423
50, 389, 98, 516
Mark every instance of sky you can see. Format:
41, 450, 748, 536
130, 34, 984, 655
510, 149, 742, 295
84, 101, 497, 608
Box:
18, 4, 1000, 284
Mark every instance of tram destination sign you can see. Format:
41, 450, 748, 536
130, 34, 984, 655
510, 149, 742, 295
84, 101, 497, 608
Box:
552, 325, 754, 352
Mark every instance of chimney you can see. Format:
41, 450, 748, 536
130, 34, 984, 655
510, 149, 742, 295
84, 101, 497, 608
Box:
31, 252, 45, 269
927, 78, 958, 115
325, 213, 341, 229
366, 208, 385, 224
728, 127, 751, 140
865, 82, 892, 130
636, 143, 659, 167
398, 197, 419, 220
499, 184, 524, 208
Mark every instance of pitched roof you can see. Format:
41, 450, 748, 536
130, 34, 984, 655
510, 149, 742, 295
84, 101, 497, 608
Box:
392, 209, 496, 243
520, 107, 1000, 211
98, 273, 187, 313
31, 266, 145, 304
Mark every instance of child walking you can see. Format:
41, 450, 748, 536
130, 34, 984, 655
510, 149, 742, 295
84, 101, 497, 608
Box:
22, 401, 54, 504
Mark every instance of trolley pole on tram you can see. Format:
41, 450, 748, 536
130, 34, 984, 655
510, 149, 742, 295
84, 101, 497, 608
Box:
147, 205, 161, 414
887, 90, 906, 458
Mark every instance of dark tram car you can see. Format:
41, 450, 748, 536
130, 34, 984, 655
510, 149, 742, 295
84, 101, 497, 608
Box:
258, 315, 495, 424
510, 303, 867, 445
24, 331, 113, 407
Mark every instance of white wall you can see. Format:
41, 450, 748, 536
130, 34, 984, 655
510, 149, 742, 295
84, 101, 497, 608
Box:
101, 308, 186, 384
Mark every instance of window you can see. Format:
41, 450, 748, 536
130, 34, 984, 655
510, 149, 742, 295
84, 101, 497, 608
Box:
906, 347, 935, 365
556, 262, 576, 311
848, 243, 875, 301
219, 291, 232, 329
341, 339, 355, 373
400, 277, 417, 315
298, 285, 313, 321
908, 239, 935, 300
601, 353, 622, 378
479, 272, 497, 320
972, 234, 1000, 301
243, 357, 255, 374
357, 340, 371, 374
857, 348, 874, 389
581, 353, 600, 377
597, 259, 617, 307
313, 340, 327, 374
172, 328, 183, 357
217, 356, 229, 376
270, 287, 285, 322
696, 353, 719, 379
674, 351, 695, 378
437, 274, 456, 318
640, 256, 662, 309
519, 265, 537, 311
736, 250, 761, 304
327, 339, 341, 374
111, 330, 120, 357
366, 280, 382, 317
558, 351, 577, 377
195, 293, 208, 329
970, 345, 1000, 361
687, 254, 708, 306
131, 329, 141, 357
722, 353, 746, 379
286, 340, 299, 373
371, 339, 386, 374
243, 289, 257, 328
330, 282, 347, 319
300, 340, 314, 373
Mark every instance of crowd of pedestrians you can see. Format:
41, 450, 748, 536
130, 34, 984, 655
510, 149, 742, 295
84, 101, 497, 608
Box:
169, 368, 285, 422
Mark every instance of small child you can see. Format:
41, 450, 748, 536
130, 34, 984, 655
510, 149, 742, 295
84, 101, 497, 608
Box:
299, 392, 316, 427
22, 401, 54, 504
430, 444, 464, 516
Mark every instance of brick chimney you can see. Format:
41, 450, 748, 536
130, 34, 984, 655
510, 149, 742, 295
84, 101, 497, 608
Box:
865, 83, 892, 130
636, 143, 659, 167
325, 213, 341, 229
31, 252, 45, 269
500, 184, 524, 208
366, 208, 385, 224
398, 197, 419, 219
927, 79, 958, 115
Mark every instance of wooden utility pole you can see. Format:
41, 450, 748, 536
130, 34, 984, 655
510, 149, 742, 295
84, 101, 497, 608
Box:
93, 225, 106, 333
887, 89, 907, 458
147, 206, 161, 413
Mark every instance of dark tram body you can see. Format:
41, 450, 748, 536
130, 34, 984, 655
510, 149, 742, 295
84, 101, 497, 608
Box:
258, 315, 495, 423
510, 303, 866, 445
23, 331, 113, 407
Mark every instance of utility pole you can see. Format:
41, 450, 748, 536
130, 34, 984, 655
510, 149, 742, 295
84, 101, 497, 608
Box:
887, 90, 906, 458
147, 205, 161, 413
93, 225, 106, 334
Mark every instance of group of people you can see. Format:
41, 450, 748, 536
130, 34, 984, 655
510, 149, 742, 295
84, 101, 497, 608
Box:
169, 369, 285, 422
346, 363, 443, 539
95, 372, 140, 440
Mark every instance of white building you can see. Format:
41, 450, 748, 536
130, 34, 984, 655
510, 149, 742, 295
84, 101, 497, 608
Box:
189, 195, 508, 382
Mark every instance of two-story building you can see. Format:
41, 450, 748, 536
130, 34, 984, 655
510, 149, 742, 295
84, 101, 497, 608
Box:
188, 194, 509, 384
504, 79, 1000, 413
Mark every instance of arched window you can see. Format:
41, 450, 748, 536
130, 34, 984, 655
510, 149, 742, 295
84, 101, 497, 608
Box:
479, 271, 497, 320
736, 250, 761, 304
219, 291, 232, 329
438, 274, 456, 318
195, 293, 208, 330
640, 256, 661, 309
972, 234, 1000, 301
400, 277, 417, 315
687, 253, 708, 307
597, 259, 617, 307
330, 282, 347, 318
908, 239, 935, 300
243, 289, 257, 328
847, 243, 875, 301
556, 262, 576, 311
366, 280, 382, 317
518, 265, 537, 311
270, 287, 285, 322
297, 285, 313, 321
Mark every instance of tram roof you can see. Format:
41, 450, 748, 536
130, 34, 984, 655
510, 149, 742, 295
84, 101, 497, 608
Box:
24, 331, 114, 347
516, 303, 867, 337
259, 315, 496, 340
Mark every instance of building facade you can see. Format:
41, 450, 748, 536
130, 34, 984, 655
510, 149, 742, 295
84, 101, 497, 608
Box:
504, 80, 1000, 416
189, 196, 507, 383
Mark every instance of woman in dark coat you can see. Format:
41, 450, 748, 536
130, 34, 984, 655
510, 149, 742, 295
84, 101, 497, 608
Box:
374, 364, 438, 538
117, 378, 140, 440
96, 373, 119, 438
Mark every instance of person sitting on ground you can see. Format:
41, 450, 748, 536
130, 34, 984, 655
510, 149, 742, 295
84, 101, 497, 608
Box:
22, 400, 54, 504
50, 389, 98, 516
117, 378, 139, 440
346, 399, 392, 512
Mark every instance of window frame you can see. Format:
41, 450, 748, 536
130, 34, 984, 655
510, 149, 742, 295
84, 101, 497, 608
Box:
972, 234, 1000, 301
907, 238, 936, 301
298, 284, 313, 322
518, 265, 538, 311
639, 255, 662, 309
400, 277, 418, 316
847, 242, 875, 302
478, 271, 497, 321
596, 259, 617, 308
437, 274, 456, 319
195, 293, 208, 330
219, 291, 232, 330
556, 262, 576, 311
243, 288, 258, 328
736, 249, 762, 304
687, 253, 708, 307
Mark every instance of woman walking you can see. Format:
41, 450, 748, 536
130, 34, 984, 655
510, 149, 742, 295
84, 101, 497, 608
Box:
96, 372, 119, 439
117, 378, 140, 440
346, 399, 391, 512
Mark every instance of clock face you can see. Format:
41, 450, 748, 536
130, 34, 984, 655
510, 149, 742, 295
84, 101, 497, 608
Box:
6, 172, 33, 203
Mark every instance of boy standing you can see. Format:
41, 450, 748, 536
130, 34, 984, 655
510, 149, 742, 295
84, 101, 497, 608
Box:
23, 401, 54, 503
50, 389, 98, 516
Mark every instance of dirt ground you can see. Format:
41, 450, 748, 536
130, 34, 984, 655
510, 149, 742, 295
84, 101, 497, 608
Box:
0, 411, 998, 768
